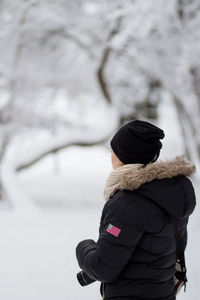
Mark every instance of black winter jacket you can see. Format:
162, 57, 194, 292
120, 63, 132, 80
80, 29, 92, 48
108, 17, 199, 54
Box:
76, 157, 196, 300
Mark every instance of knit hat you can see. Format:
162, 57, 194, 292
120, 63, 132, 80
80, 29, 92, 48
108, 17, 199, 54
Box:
110, 120, 165, 165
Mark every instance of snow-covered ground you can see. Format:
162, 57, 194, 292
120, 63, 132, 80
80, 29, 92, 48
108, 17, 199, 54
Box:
0, 98, 199, 300
0, 209, 101, 300
0, 146, 110, 300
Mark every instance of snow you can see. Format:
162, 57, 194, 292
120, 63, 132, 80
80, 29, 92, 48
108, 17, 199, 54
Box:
157, 93, 185, 160
0, 99, 199, 300
16, 146, 111, 211
0, 210, 101, 300
0, 146, 110, 300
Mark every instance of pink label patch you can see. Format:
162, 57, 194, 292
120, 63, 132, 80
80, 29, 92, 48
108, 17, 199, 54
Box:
106, 224, 121, 237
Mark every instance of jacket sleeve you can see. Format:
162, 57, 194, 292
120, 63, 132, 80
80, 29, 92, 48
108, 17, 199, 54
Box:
179, 216, 188, 251
76, 194, 147, 282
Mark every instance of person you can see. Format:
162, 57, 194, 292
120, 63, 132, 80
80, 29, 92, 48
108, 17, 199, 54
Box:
75, 120, 196, 300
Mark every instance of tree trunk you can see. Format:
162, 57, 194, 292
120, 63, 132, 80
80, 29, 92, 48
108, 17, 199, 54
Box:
173, 96, 200, 164
0, 137, 9, 201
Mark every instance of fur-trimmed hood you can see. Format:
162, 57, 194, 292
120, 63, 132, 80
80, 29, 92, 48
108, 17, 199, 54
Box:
104, 156, 196, 202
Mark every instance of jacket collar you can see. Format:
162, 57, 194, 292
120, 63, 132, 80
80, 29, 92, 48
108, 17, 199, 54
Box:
104, 156, 195, 201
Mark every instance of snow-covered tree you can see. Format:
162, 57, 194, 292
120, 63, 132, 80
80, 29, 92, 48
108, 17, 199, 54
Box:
0, 0, 200, 203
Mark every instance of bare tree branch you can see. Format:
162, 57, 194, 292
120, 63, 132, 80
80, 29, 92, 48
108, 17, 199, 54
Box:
173, 96, 191, 158
44, 28, 96, 60
16, 134, 111, 172
0, 136, 10, 200
177, 0, 184, 21
0, 136, 9, 162
97, 17, 122, 104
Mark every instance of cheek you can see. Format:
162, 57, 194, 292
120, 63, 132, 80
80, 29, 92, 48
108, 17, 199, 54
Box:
111, 153, 115, 166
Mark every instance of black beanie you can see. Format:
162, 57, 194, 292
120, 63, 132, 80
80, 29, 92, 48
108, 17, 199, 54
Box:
110, 120, 165, 165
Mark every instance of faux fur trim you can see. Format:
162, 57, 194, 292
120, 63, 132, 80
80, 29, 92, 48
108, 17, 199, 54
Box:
104, 156, 196, 202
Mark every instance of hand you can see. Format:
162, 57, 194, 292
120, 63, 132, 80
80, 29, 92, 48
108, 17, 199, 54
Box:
76, 239, 96, 262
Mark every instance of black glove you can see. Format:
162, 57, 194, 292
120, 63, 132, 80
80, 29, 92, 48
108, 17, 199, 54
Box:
77, 270, 96, 286
76, 239, 96, 266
